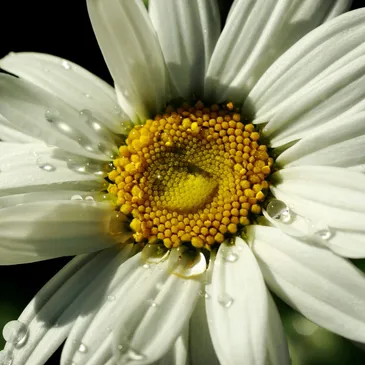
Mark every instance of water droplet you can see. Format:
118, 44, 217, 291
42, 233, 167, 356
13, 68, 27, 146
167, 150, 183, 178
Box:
147, 299, 159, 308
218, 293, 234, 308
315, 228, 332, 240
79, 109, 93, 119
114, 105, 122, 115
78, 343, 88, 353
0, 350, 13, 365
266, 199, 292, 223
84, 196, 94, 202
168, 247, 207, 278
308, 221, 333, 241
71, 195, 83, 201
61, 60, 72, 70
83, 93, 91, 99
77, 137, 95, 152
199, 289, 210, 299
107, 295, 116, 301
142, 264, 150, 269
123, 349, 145, 362
141, 244, 169, 263
220, 247, 239, 263
45, 108, 60, 122
2, 320, 28, 346
36, 158, 56, 172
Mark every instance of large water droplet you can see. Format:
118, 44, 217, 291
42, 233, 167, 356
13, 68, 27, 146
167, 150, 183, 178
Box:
45, 108, 60, 122
0, 350, 13, 365
315, 228, 332, 240
168, 247, 207, 278
71, 195, 83, 201
36, 158, 56, 172
2, 321, 28, 346
266, 199, 292, 223
218, 293, 234, 308
141, 244, 169, 264
61, 60, 72, 70
84, 196, 95, 202
77, 137, 96, 152
78, 343, 88, 353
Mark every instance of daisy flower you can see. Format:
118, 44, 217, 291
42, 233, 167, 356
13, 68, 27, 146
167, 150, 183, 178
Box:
1, 1, 365, 364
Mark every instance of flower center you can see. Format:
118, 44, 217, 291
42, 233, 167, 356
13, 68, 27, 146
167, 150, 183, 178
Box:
107, 101, 272, 249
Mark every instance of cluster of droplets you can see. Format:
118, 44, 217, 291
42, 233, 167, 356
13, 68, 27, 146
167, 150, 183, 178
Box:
107, 101, 273, 249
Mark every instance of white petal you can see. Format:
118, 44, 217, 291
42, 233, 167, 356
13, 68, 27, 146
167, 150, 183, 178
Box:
149, 0, 220, 99
60, 246, 140, 365
0, 143, 101, 197
111, 259, 202, 365
154, 325, 189, 365
205, 0, 350, 103
189, 297, 220, 365
271, 166, 365, 231
276, 112, 365, 168
0, 52, 126, 133
245, 9, 365, 146
249, 225, 365, 343
87, 0, 168, 122
0, 197, 115, 265
0, 74, 117, 160
2, 249, 121, 365
266, 293, 290, 365
0, 115, 39, 143
206, 240, 268, 365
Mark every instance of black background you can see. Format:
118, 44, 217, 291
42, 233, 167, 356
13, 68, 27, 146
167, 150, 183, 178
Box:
0, 1, 364, 364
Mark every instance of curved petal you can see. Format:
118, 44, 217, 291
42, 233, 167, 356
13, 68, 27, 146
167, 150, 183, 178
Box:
149, 0, 220, 99
189, 297, 220, 365
60, 248, 141, 365
154, 325, 189, 365
87, 0, 169, 122
271, 166, 365, 231
0, 115, 39, 143
245, 9, 365, 146
111, 257, 201, 365
0, 143, 101, 197
249, 225, 365, 343
0, 52, 126, 133
204, 0, 351, 103
0, 197, 115, 265
206, 240, 268, 365
266, 293, 290, 365
0, 75, 118, 160
276, 112, 365, 168
1, 248, 122, 365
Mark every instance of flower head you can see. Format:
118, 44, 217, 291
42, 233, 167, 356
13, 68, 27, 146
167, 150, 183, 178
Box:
1, 1, 365, 365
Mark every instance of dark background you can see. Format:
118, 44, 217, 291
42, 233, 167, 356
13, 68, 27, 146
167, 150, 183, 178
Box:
0, 1, 365, 364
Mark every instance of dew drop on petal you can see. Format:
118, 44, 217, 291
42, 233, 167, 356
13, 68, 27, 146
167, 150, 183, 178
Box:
2, 320, 28, 346
107, 295, 116, 302
142, 264, 150, 269
123, 348, 146, 362
218, 293, 234, 308
71, 195, 83, 201
61, 60, 72, 70
147, 299, 159, 308
78, 343, 88, 353
0, 350, 13, 365
266, 199, 292, 223
84, 196, 94, 202
45, 108, 60, 122
308, 220, 333, 241
220, 246, 239, 263
36, 158, 56, 172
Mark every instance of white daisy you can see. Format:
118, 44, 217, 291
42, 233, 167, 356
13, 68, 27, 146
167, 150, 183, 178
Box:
1, 1, 365, 365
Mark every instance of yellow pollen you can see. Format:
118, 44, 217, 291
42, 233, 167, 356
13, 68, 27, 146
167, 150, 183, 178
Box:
107, 101, 272, 249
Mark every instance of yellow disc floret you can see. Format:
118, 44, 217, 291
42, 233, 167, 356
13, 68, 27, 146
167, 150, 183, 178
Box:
107, 101, 272, 249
